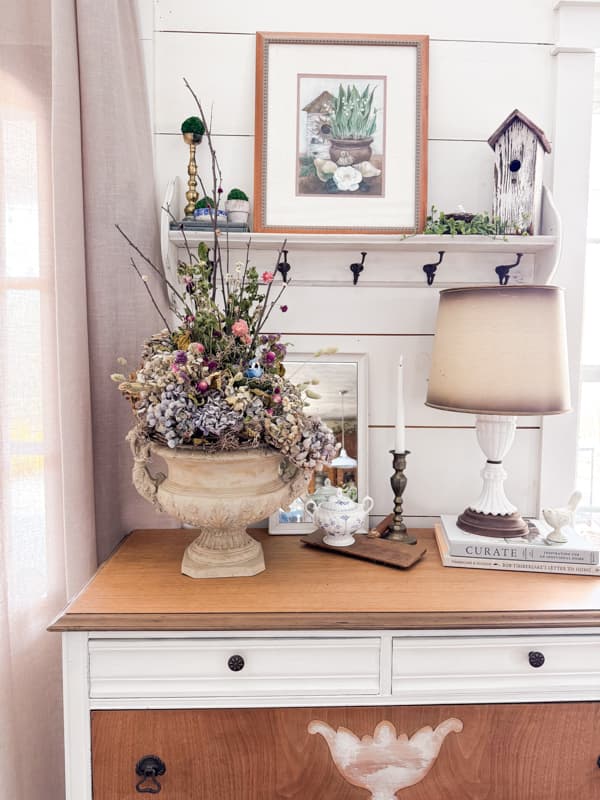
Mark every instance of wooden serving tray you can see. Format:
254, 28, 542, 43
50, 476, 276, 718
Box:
300, 530, 427, 569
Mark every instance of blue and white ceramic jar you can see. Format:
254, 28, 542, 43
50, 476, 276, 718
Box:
306, 488, 374, 547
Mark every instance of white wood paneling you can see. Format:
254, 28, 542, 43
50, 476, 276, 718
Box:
369, 427, 541, 517
154, 34, 554, 142
156, 0, 556, 44
155, 33, 256, 135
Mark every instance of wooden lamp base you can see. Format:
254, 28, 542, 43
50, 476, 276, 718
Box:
457, 507, 529, 538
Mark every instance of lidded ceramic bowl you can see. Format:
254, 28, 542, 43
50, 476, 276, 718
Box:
306, 488, 374, 547
308, 477, 339, 507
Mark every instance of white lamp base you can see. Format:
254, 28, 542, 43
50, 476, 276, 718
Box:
457, 415, 528, 538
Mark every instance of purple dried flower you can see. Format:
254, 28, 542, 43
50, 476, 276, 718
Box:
265, 351, 276, 364
207, 360, 218, 370
174, 351, 188, 365
197, 380, 209, 393
280, 305, 288, 312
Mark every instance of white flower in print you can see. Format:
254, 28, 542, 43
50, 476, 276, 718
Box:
333, 166, 363, 192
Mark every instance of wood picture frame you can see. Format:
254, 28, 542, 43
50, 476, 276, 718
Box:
254, 31, 429, 235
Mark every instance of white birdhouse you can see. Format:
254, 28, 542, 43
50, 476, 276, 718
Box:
488, 109, 551, 234
302, 91, 334, 159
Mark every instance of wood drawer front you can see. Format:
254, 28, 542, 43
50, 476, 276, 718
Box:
92, 704, 600, 799
392, 635, 600, 701
89, 637, 381, 698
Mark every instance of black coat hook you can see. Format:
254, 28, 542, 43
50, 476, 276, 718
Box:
495, 253, 523, 285
350, 251, 367, 285
423, 251, 445, 286
276, 250, 291, 283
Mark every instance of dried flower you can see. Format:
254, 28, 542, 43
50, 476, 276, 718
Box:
280, 305, 288, 312
262, 271, 274, 284
232, 319, 249, 337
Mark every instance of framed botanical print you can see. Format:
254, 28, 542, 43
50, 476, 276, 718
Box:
254, 32, 429, 234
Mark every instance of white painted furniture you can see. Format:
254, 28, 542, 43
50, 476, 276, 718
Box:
51, 528, 600, 798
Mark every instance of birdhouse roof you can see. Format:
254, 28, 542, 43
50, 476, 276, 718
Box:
303, 91, 335, 113
487, 109, 551, 153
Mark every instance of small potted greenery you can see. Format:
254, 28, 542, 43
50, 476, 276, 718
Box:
225, 188, 250, 225
194, 195, 227, 224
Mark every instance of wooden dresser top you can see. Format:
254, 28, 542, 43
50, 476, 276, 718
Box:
49, 528, 600, 631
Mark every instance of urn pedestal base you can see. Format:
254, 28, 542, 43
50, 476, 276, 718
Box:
181, 528, 265, 578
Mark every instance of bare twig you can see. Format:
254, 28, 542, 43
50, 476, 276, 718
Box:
115, 223, 189, 315
129, 257, 172, 332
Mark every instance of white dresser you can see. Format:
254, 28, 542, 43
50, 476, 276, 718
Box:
51, 528, 600, 799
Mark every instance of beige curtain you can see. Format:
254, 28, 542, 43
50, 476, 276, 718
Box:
0, 2, 166, 797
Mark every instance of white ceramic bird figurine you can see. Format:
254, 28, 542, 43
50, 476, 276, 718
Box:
542, 490, 582, 545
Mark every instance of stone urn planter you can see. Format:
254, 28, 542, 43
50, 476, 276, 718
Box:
329, 137, 373, 166
128, 429, 309, 578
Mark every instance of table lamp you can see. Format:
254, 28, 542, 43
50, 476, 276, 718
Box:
425, 285, 571, 537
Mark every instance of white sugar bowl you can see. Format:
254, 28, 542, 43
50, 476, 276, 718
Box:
306, 489, 374, 547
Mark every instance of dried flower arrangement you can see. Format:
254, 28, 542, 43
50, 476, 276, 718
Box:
112, 81, 337, 474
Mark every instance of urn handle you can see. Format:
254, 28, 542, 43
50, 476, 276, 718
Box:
127, 427, 166, 512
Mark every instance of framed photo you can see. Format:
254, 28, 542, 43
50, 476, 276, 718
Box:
254, 32, 429, 235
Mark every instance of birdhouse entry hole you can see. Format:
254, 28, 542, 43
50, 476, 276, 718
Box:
321, 124, 331, 135
509, 159, 521, 173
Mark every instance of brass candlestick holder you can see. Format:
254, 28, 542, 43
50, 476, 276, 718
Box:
182, 131, 201, 218
384, 450, 417, 544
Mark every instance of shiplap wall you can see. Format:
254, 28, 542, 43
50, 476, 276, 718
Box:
137, 0, 564, 525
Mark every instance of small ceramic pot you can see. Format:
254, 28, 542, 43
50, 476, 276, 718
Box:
225, 198, 250, 225
306, 488, 374, 547
307, 477, 338, 509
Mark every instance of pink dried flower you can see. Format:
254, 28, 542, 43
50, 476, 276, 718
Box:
265, 351, 276, 364
243, 334, 252, 345
272, 393, 282, 404
196, 380, 209, 393
262, 271, 274, 284
189, 342, 205, 354
232, 319, 249, 337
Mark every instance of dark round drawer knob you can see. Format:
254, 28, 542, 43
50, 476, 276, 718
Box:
528, 650, 545, 668
228, 654, 245, 672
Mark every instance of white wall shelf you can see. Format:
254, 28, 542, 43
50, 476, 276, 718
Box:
163, 182, 561, 288
168, 229, 557, 255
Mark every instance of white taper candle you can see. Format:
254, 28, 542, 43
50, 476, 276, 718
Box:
395, 357, 406, 453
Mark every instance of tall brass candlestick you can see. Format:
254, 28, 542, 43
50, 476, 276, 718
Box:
385, 450, 417, 544
183, 134, 199, 218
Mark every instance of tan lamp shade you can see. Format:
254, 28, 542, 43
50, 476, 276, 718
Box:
425, 285, 571, 416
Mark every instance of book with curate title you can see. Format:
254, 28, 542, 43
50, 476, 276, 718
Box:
435, 524, 600, 576
440, 514, 599, 565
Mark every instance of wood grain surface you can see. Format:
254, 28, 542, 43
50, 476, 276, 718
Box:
92, 703, 600, 799
48, 529, 600, 631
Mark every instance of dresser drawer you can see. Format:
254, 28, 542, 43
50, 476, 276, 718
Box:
89, 637, 381, 699
392, 635, 600, 702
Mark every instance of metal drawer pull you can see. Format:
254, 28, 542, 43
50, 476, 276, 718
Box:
528, 651, 545, 668
135, 755, 166, 794
228, 654, 245, 671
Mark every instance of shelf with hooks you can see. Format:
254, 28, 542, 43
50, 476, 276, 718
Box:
162, 182, 561, 288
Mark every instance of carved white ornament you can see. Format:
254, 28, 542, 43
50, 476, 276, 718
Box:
308, 717, 463, 799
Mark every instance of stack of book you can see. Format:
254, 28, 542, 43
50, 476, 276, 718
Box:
435, 515, 600, 576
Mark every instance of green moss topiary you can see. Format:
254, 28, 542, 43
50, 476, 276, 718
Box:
180, 116, 205, 138
195, 196, 215, 209
227, 188, 249, 201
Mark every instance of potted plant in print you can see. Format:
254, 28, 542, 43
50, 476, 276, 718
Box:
298, 77, 383, 196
